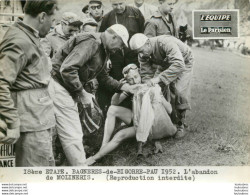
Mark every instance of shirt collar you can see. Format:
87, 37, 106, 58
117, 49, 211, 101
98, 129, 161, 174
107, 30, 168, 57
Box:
134, 3, 145, 9
17, 18, 40, 38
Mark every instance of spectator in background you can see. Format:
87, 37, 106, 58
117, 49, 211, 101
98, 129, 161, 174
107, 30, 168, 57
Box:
98, 0, 145, 115
41, 12, 82, 58
130, 0, 157, 20
144, 0, 178, 38
0, 0, 58, 167
83, 0, 104, 31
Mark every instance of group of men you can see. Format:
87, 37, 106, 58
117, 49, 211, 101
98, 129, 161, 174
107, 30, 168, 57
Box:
0, 0, 194, 167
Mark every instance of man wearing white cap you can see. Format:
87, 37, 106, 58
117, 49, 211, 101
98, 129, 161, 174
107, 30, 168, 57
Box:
49, 24, 136, 166
129, 34, 194, 138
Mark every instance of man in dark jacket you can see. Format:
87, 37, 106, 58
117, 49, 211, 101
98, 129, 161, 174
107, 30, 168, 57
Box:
50, 24, 136, 166
0, 0, 58, 166
98, 0, 145, 114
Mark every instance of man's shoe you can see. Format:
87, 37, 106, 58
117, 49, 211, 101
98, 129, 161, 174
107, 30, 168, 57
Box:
175, 124, 186, 139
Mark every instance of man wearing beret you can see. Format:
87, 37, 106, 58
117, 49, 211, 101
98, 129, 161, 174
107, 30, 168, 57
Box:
41, 12, 82, 59
129, 34, 194, 138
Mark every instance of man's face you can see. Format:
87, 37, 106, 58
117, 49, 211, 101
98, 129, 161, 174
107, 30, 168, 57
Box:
111, 1, 126, 14
134, 0, 144, 6
159, 0, 175, 15
126, 69, 141, 85
104, 31, 124, 53
39, 6, 57, 38
62, 23, 80, 37
137, 41, 153, 59
82, 24, 97, 33
89, 3, 103, 18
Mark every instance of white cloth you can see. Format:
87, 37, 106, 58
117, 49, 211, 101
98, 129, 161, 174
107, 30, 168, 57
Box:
133, 85, 176, 142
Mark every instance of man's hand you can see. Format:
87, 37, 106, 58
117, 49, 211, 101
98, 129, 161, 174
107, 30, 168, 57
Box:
0, 127, 20, 144
119, 78, 127, 84
139, 53, 151, 63
80, 90, 95, 109
147, 77, 160, 87
0, 118, 7, 139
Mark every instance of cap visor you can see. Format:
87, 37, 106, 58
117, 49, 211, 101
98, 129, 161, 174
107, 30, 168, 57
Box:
83, 22, 98, 27
123, 39, 128, 47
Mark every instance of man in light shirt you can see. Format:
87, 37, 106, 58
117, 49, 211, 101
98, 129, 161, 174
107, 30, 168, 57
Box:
130, 0, 157, 20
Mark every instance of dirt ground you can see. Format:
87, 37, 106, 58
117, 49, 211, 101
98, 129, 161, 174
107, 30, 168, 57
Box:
88, 46, 250, 166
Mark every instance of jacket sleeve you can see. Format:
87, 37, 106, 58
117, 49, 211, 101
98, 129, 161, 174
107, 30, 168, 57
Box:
144, 20, 157, 38
60, 39, 98, 97
97, 67, 123, 93
40, 37, 52, 57
0, 40, 27, 130
158, 41, 185, 86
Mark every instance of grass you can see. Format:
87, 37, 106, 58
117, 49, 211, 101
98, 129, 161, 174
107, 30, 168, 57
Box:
87, 47, 250, 166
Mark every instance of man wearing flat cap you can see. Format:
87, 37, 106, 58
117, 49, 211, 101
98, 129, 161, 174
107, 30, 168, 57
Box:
41, 12, 82, 58
81, 17, 98, 33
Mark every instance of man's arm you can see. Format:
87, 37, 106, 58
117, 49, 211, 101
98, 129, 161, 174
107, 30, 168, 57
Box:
157, 41, 185, 86
111, 92, 128, 105
60, 39, 98, 97
0, 40, 27, 143
96, 67, 123, 93
97, 67, 140, 95
144, 20, 157, 38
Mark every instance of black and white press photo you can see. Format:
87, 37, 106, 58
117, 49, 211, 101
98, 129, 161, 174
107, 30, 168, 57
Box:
0, 0, 249, 171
